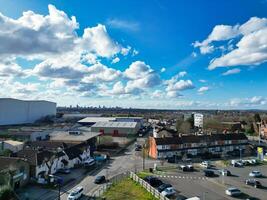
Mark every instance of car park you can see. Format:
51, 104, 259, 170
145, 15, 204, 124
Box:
94, 175, 106, 184
67, 186, 83, 200
245, 179, 262, 188
249, 171, 262, 178
225, 187, 242, 197
161, 187, 176, 197
157, 183, 172, 192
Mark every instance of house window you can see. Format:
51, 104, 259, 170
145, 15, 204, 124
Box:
113, 130, 119, 136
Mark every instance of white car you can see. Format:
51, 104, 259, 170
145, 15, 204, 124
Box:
225, 187, 241, 197
161, 187, 176, 197
68, 186, 84, 200
249, 171, 262, 177
84, 158, 96, 167
200, 161, 211, 168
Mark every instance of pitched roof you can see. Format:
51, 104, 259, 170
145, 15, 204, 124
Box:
16, 149, 55, 166
0, 157, 29, 171
154, 133, 248, 145
64, 147, 83, 160
25, 141, 74, 151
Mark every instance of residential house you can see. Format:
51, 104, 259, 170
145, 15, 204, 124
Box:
149, 133, 248, 159
0, 157, 30, 189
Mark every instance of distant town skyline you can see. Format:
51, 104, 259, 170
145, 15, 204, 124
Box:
0, 0, 267, 109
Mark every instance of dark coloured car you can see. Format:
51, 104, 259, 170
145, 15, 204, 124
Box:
57, 168, 71, 174
176, 194, 187, 200
204, 170, 215, 177
144, 176, 163, 188
245, 179, 262, 188
94, 176, 106, 184
157, 183, 172, 192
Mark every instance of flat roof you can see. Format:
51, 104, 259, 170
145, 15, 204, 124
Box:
3, 140, 24, 146
50, 130, 101, 142
92, 121, 138, 128
78, 117, 116, 123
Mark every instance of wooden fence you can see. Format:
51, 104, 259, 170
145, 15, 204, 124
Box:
129, 172, 170, 200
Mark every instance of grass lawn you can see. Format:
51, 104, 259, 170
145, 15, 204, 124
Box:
103, 178, 157, 200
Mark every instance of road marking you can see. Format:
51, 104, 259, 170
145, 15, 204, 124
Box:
155, 174, 208, 181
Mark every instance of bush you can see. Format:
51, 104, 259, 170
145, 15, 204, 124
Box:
0, 185, 14, 200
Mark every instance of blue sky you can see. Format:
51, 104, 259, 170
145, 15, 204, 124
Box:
0, 0, 267, 109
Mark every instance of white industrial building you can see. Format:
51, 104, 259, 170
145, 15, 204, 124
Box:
0, 98, 56, 126
91, 121, 140, 136
78, 116, 144, 126
194, 113, 203, 128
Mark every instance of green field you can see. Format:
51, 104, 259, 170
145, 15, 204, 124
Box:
103, 178, 157, 200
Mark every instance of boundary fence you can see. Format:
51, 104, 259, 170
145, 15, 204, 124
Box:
89, 171, 170, 200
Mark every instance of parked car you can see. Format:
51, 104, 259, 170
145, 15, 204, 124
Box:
204, 169, 215, 177
249, 171, 262, 178
94, 176, 106, 184
57, 168, 71, 174
144, 176, 163, 188
219, 169, 231, 176
175, 194, 187, 200
200, 161, 211, 169
225, 187, 242, 197
180, 164, 194, 172
232, 160, 243, 167
186, 197, 201, 200
67, 186, 83, 200
245, 179, 262, 188
84, 158, 96, 167
161, 187, 176, 197
157, 183, 172, 192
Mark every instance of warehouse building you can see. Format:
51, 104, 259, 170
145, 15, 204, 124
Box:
91, 121, 140, 136
0, 98, 56, 125
78, 116, 144, 126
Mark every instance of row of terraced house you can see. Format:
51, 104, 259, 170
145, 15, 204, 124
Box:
149, 130, 249, 159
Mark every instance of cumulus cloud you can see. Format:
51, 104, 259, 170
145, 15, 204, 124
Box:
198, 86, 209, 94
222, 68, 241, 76
111, 57, 120, 64
228, 96, 267, 107
160, 67, 166, 73
193, 17, 267, 70
124, 61, 152, 79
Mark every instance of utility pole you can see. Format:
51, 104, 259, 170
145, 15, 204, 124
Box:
239, 147, 242, 161
258, 121, 261, 145
142, 144, 145, 170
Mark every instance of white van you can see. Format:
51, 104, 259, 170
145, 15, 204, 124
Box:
68, 186, 84, 200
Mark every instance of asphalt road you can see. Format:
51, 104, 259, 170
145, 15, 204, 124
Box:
156, 161, 267, 200
57, 143, 160, 200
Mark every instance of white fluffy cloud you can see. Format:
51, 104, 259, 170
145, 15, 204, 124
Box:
228, 96, 267, 107
198, 86, 209, 94
194, 17, 267, 70
222, 68, 241, 76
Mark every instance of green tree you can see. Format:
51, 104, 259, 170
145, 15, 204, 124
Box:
254, 113, 261, 123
